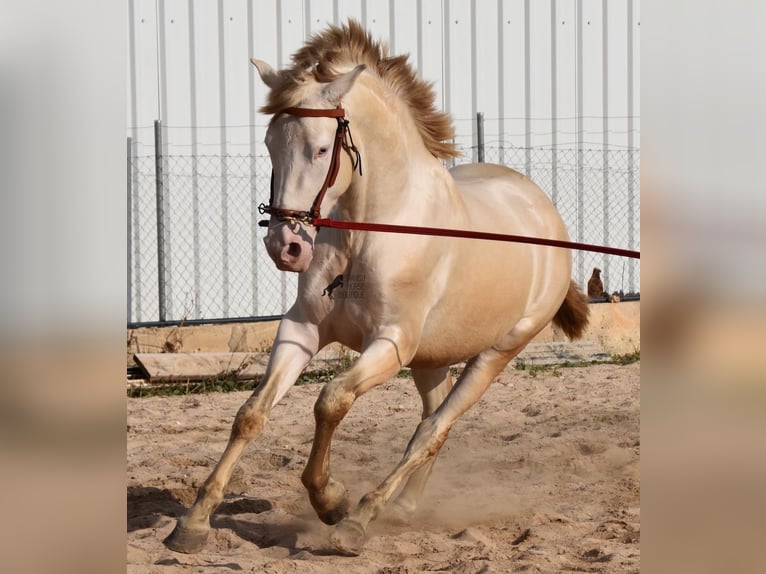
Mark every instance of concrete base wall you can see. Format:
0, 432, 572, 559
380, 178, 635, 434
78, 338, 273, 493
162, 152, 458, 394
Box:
127, 300, 639, 361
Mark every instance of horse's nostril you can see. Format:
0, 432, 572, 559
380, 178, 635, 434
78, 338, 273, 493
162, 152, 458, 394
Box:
287, 243, 301, 257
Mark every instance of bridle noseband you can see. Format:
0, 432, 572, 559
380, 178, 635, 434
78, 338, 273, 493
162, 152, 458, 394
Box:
258, 105, 362, 227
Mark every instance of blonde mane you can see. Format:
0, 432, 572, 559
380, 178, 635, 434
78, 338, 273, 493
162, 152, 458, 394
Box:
260, 20, 459, 161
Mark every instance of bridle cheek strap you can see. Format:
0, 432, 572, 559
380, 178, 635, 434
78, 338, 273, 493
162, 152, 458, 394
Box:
257, 105, 362, 227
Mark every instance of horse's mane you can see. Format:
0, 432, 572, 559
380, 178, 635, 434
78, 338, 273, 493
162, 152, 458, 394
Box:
261, 20, 459, 161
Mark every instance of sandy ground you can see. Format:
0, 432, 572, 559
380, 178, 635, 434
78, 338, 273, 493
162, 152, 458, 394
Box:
127, 361, 639, 573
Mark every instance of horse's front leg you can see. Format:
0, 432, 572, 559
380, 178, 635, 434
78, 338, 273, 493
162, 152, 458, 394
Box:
164, 315, 319, 553
301, 335, 407, 526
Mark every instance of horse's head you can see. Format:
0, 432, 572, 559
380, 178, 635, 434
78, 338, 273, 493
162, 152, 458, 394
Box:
252, 59, 365, 272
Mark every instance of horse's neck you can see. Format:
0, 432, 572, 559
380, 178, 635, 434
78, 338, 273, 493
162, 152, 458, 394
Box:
339, 115, 457, 224
331, 78, 464, 225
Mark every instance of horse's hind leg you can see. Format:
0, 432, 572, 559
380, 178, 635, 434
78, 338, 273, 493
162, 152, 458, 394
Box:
390, 367, 453, 515
331, 337, 530, 555
164, 316, 318, 553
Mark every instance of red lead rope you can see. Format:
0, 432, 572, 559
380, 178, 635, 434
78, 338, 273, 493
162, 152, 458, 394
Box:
313, 217, 640, 259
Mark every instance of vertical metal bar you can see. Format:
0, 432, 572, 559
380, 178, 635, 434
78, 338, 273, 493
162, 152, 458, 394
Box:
576, 0, 584, 286
497, 0, 504, 166
128, 0, 142, 322
470, 0, 478, 163
218, 0, 229, 317
188, 0, 201, 319
476, 112, 485, 163
416, 0, 423, 74
157, 0, 172, 320
550, 0, 558, 206
248, 0, 259, 317
627, 0, 635, 293
389, 0, 396, 54
276, 0, 287, 307
277, 0, 283, 68
443, 0, 451, 144
524, 0, 531, 177
154, 120, 167, 323
132, 160, 143, 323
601, 0, 610, 290
127, 137, 133, 324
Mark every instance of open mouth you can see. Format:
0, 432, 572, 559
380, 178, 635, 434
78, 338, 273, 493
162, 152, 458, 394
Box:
287, 242, 301, 257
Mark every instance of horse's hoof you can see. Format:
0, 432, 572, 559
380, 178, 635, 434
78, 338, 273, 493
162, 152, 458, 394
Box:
317, 495, 350, 525
311, 478, 350, 525
330, 518, 366, 556
163, 521, 209, 554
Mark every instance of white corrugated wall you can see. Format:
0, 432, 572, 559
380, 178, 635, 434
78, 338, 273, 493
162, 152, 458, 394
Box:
127, 0, 640, 324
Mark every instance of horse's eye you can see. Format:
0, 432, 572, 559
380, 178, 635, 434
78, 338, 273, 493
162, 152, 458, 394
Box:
317, 147, 329, 156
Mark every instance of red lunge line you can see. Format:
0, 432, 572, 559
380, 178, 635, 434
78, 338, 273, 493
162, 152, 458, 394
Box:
313, 218, 641, 259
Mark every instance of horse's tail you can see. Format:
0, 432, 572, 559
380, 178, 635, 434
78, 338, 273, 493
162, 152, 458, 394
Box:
552, 280, 590, 340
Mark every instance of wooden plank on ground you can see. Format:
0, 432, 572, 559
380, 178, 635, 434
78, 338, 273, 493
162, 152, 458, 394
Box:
133, 352, 270, 382
132, 340, 610, 384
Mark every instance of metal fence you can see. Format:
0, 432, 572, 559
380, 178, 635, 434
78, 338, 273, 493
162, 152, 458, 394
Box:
127, 122, 639, 326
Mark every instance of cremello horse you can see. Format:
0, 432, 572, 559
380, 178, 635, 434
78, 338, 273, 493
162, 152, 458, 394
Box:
165, 21, 589, 556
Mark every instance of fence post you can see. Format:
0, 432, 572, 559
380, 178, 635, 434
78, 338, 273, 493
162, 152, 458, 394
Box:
627, 0, 636, 294
154, 120, 167, 322
575, 0, 585, 286
476, 112, 485, 163
127, 137, 133, 324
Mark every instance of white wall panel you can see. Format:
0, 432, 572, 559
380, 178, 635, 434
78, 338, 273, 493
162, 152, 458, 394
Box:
128, 0, 640, 323
221, 1, 251, 153
130, 0, 162, 151
419, 0, 445, 108
307, 0, 336, 34
581, 0, 604, 148
363, 0, 391, 40
444, 0, 473, 158
472, 1, 500, 162
390, 0, 418, 58
335, 0, 363, 27
161, 0, 192, 154
528, 0, 552, 148
250, 0, 279, 147
278, 0, 306, 68
554, 0, 577, 148
500, 0, 526, 150
130, 0, 640, 160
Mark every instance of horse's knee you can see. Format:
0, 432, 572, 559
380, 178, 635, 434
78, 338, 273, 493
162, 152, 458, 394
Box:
232, 400, 269, 440
314, 382, 354, 425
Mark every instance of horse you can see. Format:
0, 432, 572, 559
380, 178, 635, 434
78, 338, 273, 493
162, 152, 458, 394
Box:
322, 273, 345, 299
164, 20, 589, 556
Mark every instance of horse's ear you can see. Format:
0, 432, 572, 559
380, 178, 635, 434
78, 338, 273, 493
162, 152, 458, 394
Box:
321, 64, 366, 104
251, 59, 280, 88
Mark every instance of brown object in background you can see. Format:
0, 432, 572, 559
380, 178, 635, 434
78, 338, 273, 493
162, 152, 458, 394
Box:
588, 267, 606, 298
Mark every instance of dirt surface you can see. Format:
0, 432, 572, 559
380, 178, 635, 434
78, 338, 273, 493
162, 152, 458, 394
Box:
127, 362, 639, 573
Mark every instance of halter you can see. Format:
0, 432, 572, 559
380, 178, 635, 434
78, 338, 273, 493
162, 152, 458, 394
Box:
258, 105, 362, 227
